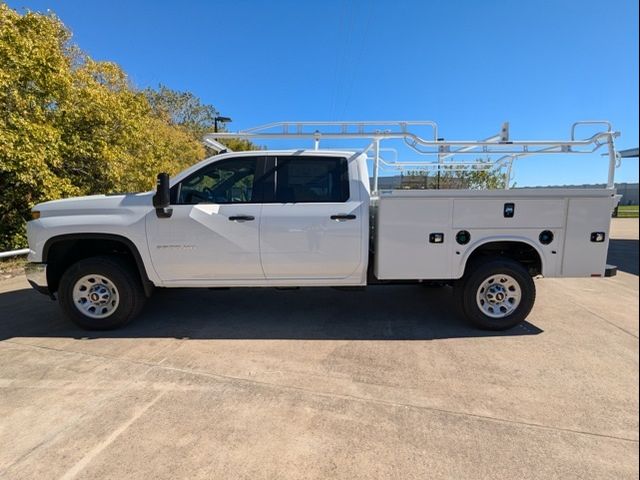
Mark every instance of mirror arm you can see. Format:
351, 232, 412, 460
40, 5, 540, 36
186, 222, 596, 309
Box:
155, 207, 173, 218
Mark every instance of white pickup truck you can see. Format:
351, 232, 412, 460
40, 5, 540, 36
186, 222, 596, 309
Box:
25, 120, 620, 330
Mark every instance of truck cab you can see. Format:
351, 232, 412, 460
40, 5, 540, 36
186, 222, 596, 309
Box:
147, 151, 369, 286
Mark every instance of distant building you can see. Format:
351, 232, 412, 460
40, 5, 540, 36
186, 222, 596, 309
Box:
372, 176, 639, 205
524, 183, 638, 205
375, 174, 468, 190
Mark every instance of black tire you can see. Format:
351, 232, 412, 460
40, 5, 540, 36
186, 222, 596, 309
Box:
58, 255, 146, 330
454, 257, 536, 330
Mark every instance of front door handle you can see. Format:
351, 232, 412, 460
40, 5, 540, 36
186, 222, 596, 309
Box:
330, 214, 356, 221
228, 215, 255, 222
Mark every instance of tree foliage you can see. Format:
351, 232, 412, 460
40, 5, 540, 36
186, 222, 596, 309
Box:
404, 160, 508, 190
0, 5, 252, 250
144, 85, 257, 154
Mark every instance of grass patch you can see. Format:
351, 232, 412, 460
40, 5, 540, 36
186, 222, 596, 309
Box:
0, 256, 27, 278
616, 205, 639, 218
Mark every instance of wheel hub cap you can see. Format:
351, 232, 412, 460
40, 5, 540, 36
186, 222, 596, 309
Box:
476, 274, 522, 319
72, 274, 119, 319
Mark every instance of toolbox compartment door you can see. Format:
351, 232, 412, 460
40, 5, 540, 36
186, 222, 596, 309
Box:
375, 198, 453, 279
453, 199, 566, 229
561, 197, 614, 277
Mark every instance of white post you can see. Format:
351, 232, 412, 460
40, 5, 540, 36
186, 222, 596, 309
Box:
0, 248, 29, 259
606, 133, 617, 189
372, 138, 380, 193
504, 157, 514, 189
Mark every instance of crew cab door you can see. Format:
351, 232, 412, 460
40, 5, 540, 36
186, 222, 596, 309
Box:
146, 156, 266, 282
259, 155, 364, 279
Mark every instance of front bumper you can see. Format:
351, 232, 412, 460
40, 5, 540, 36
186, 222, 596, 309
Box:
25, 263, 49, 295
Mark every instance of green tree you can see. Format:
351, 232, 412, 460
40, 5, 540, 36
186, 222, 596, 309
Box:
404, 159, 507, 190
58, 62, 204, 194
1, 5, 248, 250
1, 4, 77, 249
144, 85, 257, 154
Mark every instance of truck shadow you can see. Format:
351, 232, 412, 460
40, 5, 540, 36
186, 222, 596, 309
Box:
607, 239, 639, 276
0, 285, 542, 341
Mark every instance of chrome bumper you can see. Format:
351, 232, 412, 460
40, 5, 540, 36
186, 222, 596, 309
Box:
25, 263, 49, 295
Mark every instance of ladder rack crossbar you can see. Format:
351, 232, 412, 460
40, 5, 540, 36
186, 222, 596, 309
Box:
209, 131, 609, 146
204, 120, 621, 191
241, 120, 440, 140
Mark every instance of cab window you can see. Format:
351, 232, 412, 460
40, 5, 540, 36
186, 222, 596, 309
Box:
173, 158, 258, 204
273, 157, 349, 203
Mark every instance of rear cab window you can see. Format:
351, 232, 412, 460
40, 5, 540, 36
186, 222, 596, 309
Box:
269, 156, 350, 203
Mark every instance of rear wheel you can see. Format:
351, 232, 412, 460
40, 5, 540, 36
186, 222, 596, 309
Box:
59, 256, 146, 330
455, 257, 536, 330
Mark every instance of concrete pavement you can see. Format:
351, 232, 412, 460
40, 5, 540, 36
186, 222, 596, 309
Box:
0, 219, 637, 479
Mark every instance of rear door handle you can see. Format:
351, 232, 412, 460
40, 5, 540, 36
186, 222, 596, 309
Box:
228, 215, 255, 222
330, 214, 356, 221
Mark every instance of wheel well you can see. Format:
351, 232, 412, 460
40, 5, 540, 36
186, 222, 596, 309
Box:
44, 235, 153, 296
465, 241, 542, 277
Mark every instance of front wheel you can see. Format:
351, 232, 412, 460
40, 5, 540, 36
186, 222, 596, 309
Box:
58, 256, 146, 330
455, 257, 536, 330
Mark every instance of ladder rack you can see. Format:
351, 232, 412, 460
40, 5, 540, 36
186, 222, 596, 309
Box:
204, 120, 620, 192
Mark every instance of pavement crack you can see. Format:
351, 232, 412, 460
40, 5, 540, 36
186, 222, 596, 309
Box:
567, 301, 639, 339
3, 339, 638, 447
154, 363, 640, 444
0, 343, 158, 478
57, 391, 165, 480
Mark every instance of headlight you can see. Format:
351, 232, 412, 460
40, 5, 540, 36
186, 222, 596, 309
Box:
31, 211, 40, 220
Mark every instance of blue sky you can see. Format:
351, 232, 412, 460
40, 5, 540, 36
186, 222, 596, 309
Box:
7, 0, 639, 186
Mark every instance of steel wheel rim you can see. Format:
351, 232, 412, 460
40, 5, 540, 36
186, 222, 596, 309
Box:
476, 274, 522, 319
72, 274, 120, 319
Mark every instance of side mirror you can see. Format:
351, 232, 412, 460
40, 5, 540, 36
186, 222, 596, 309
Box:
153, 173, 172, 218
